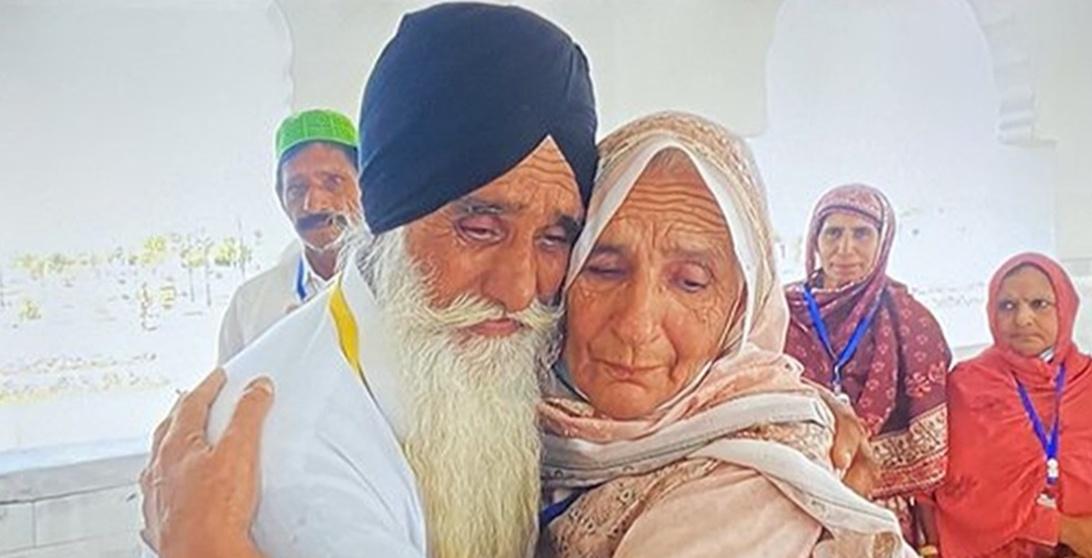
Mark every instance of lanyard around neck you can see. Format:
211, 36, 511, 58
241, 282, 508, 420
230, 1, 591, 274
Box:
802, 283, 881, 398
295, 256, 309, 302
1015, 363, 1067, 486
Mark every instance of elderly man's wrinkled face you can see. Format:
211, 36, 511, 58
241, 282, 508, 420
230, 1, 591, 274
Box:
404, 137, 583, 338
564, 150, 743, 420
995, 264, 1060, 358
817, 211, 880, 289
279, 142, 362, 252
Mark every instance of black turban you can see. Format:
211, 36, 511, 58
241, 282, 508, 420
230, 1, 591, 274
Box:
358, 2, 598, 234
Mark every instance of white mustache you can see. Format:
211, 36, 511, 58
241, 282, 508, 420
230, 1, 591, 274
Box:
420, 293, 561, 334
299, 213, 359, 253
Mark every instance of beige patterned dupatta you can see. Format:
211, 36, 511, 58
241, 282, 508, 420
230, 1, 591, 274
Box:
537, 113, 915, 558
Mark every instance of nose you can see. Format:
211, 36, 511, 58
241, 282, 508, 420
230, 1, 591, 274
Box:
610, 276, 661, 347
301, 184, 331, 213
836, 232, 853, 255
480, 238, 537, 314
1014, 302, 1036, 328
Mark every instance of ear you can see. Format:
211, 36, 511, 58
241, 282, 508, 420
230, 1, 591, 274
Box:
278, 191, 291, 214
275, 168, 290, 212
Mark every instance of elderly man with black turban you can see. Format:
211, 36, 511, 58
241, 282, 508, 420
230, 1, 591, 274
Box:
139, 4, 597, 558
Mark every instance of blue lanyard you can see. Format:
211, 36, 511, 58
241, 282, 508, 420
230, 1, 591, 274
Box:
294, 256, 308, 302
1015, 364, 1067, 486
802, 284, 881, 396
539, 489, 587, 527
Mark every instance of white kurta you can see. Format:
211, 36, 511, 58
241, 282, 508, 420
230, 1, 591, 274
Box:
217, 243, 331, 364
206, 262, 428, 557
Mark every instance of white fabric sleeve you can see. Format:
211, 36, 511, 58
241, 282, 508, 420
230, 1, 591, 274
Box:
217, 292, 245, 365
254, 479, 426, 558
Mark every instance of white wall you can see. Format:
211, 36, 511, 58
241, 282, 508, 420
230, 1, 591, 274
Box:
0, 0, 294, 452
0, 455, 143, 558
1025, 1, 1092, 271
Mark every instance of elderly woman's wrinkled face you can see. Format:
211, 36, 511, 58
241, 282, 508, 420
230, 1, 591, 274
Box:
563, 151, 743, 419
817, 211, 880, 288
995, 264, 1059, 358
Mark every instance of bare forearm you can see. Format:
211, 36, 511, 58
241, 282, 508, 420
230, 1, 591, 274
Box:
216, 539, 263, 558
162, 536, 263, 558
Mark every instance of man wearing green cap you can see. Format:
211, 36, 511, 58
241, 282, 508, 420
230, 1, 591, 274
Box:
217, 109, 361, 362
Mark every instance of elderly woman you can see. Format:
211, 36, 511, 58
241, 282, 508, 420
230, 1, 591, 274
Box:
537, 113, 912, 557
783, 184, 951, 550
935, 253, 1092, 558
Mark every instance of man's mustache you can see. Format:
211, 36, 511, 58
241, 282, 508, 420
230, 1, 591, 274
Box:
295, 212, 350, 232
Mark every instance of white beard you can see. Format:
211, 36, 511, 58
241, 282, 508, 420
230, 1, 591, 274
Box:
356, 228, 560, 558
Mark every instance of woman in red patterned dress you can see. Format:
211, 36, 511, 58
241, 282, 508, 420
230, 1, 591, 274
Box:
784, 184, 951, 553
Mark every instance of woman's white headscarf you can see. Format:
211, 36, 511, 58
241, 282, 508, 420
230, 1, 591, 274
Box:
539, 112, 914, 558
569, 111, 788, 348
553, 111, 789, 408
